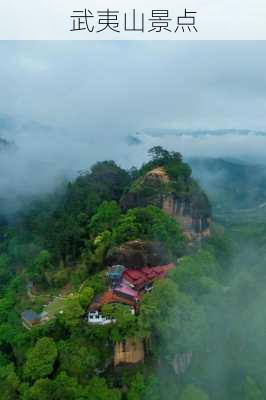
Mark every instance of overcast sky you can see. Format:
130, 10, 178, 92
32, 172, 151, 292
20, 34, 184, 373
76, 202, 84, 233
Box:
2, 41, 266, 131
1, 41, 266, 208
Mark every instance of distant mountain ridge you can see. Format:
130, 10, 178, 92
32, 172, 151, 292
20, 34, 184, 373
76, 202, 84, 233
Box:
188, 157, 266, 214
144, 128, 266, 137
126, 129, 266, 146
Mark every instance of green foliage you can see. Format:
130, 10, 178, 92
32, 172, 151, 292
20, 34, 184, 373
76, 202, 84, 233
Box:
91, 230, 113, 269
112, 213, 142, 245
0, 254, 11, 285
178, 385, 209, 400
2, 147, 255, 400
169, 249, 221, 298
207, 227, 233, 269
83, 377, 121, 400
89, 201, 121, 238
59, 297, 84, 329
52, 372, 82, 400
79, 286, 94, 309
58, 340, 100, 382
23, 337, 58, 381
85, 271, 107, 295
13, 161, 130, 263
21, 378, 54, 400
21, 373, 82, 400
29, 250, 53, 286
48, 266, 69, 288
242, 376, 264, 400
0, 363, 20, 400
138, 146, 192, 196
139, 279, 208, 357
146, 146, 189, 180
112, 206, 185, 257
127, 372, 145, 400
102, 303, 137, 341
139, 374, 161, 400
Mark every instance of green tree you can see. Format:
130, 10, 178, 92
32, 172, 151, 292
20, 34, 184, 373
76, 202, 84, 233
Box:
85, 271, 108, 295
21, 379, 53, 400
139, 279, 208, 357
0, 363, 20, 400
127, 372, 145, 400
33, 250, 53, 273
83, 377, 121, 400
21, 373, 83, 400
169, 250, 220, 298
112, 206, 185, 257
91, 230, 112, 269
60, 297, 84, 329
112, 214, 142, 245
148, 146, 172, 162
102, 304, 137, 341
23, 337, 58, 381
89, 201, 121, 238
79, 286, 94, 309
52, 372, 83, 400
0, 254, 11, 285
138, 279, 179, 338
29, 250, 53, 286
58, 340, 99, 382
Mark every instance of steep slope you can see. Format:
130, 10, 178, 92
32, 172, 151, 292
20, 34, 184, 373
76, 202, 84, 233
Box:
121, 148, 211, 241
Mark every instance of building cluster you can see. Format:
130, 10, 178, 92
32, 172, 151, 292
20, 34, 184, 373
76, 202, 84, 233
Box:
87, 263, 175, 325
21, 263, 175, 329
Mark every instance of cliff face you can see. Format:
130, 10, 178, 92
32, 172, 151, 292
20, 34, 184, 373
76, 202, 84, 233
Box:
162, 193, 211, 241
121, 167, 211, 242
114, 337, 144, 366
171, 351, 193, 376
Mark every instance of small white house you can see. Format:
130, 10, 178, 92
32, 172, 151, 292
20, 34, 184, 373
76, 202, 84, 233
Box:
87, 310, 115, 325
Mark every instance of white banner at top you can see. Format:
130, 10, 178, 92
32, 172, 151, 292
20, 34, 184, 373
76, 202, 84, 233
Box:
0, 0, 265, 40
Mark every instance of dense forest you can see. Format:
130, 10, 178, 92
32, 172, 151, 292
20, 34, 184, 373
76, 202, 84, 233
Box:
0, 146, 266, 400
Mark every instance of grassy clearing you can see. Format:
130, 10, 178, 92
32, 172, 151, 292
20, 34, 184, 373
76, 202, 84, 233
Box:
44, 296, 70, 318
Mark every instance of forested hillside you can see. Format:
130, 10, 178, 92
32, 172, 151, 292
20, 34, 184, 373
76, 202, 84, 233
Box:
189, 157, 266, 212
0, 147, 265, 400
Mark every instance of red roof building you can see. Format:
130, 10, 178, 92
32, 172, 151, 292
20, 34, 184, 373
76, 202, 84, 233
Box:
123, 263, 175, 291
113, 284, 140, 302
89, 264, 175, 312
89, 290, 138, 312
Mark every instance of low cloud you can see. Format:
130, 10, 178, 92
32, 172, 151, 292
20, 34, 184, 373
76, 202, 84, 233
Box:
1, 41, 266, 212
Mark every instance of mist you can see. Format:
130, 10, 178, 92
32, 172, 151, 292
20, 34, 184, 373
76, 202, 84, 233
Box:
2, 41, 266, 212
2, 40, 266, 398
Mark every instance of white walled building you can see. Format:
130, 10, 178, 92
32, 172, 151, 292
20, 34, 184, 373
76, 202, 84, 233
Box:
87, 310, 115, 325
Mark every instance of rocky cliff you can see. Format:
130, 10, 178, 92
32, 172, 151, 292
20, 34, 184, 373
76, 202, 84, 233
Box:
114, 337, 144, 366
106, 239, 171, 268
121, 166, 211, 242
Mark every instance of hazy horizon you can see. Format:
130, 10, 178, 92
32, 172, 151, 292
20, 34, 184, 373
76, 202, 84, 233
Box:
2, 41, 266, 210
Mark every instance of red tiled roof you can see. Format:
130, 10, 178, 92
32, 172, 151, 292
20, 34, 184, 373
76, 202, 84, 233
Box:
89, 290, 136, 311
89, 264, 176, 312
114, 284, 140, 300
125, 270, 143, 280
123, 263, 175, 289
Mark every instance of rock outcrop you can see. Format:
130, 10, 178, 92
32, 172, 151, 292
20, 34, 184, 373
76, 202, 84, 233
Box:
121, 167, 211, 242
105, 239, 170, 269
162, 193, 211, 241
172, 351, 193, 375
114, 337, 144, 366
